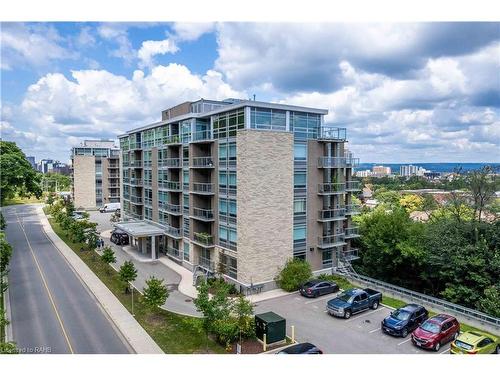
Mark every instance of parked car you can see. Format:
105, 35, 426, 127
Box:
381, 304, 428, 337
71, 210, 86, 221
327, 288, 382, 319
110, 228, 129, 246
300, 280, 339, 298
99, 202, 121, 213
277, 342, 323, 354
411, 314, 460, 351
450, 331, 500, 354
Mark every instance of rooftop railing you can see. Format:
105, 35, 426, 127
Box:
318, 126, 347, 141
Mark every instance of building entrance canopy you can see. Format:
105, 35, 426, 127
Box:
115, 220, 165, 237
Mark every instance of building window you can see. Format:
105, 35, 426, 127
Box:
293, 225, 306, 242
294, 143, 307, 160
250, 107, 286, 131
294, 199, 306, 214
294, 172, 306, 187
183, 242, 190, 261
291, 112, 320, 139
322, 250, 333, 267
213, 109, 245, 139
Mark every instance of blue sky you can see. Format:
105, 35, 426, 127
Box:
1, 22, 499, 163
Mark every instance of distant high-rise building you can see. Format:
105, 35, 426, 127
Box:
27, 156, 36, 169
372, 165, 391, 176
71, 140, 120, 209
400, 165, 428, 177
37, 159, 55, 173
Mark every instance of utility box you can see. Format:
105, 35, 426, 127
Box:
255, 311, 286, 344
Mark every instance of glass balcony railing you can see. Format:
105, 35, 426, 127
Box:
193, 232, 214, 246
318, 208, 346, 221
164, 225, 181, 238
318, 126, 347, 141
191, 207, 214, 221
159, 202, 181, 214
191, 130, 213, 142
161, 134, 181, 145
318, 233, 346, 248
129, 160, 143, 167
129, 142, 141, 150
191, 157, 214, 168
129, 178, 143, 186
346, 180, 361, 191
346, 204, 361, 215
198, 256, 215, 272
318, 182, 345, 194
191, 183, 214, 194
130, 195, 143, 204
159, 158, 181, 168
318, 156, 360, 168
166, 246, 182, 259
158, 181, 181, 191
344, 226, 360, 238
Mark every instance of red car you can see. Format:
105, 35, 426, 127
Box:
411, 314, 460, 351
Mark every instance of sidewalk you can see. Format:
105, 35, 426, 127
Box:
37, 205, 163, 354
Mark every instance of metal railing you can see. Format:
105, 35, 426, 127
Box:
198, 256, 215, 272
159, 158, 181, 168
318, 208, 346, 221
191, 157, 214, 168
192, 207, 214, 221
318, 182, 345, 194
166, 246, 182, 260
130, 159, 143, 167
344, 226, 360, 238
158, 181, 181, 191
192, 182, 214, 194
161, 134, 181, 145
340, 273, 500, 332
318, 126, 347, 141
345, 204, 361, 215
346, 180, 361, 191
130, 195, 143, 204
159, 202, 181, 214
129, 178, 143, 186
192, 130, 213, 142
318, 233, 346, 248
193, 232, 214, 246
318, 156, 360, 168
164, 225, 181, 238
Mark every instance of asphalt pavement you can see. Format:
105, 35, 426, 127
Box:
3, 204, 131, 354
254, 292, 453, 354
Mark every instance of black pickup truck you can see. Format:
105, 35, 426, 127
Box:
327, 288, 382, 319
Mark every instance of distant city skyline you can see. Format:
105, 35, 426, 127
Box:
1, 22, 499, 162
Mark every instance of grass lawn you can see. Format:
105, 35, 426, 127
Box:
0, 289, 4, 342
48, 217, 226, 354
2, 195, 44, 206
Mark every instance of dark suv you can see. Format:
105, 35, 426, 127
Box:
300, 280, 339, 298
381, 304, 428, 337
277, 343, 323, 354
110, 229, 129, 246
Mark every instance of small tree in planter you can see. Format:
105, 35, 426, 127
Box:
275, 258, 312, 292
101, 246, 116, 274
119, 260, 138, 294
143, 276, 169, 314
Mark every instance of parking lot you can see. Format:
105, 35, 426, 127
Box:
254, 292, 453, 354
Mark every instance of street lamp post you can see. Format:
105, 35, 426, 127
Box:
130, 281, 135, 316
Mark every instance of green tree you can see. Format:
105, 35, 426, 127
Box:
478, 286, 500, 318
101, 246, 116, 274
0, 141, 42, 204
119, 261, 138, 293
142, 276, 169, 312
233, 295, 255, 340
275, 258, 312, 292
466, 166, 499, 224
0, 212, 6, 230
399, 194, 424, 213
0, 342, 18, 354
42, 173, 71, 192
0, 307, 9, 342
0, 233, 13, 294
375, 190, 401, 208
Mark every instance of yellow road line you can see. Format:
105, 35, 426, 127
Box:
16, 211, 75, 354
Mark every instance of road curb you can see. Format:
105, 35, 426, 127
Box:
3, 275, 13, 342
37, 206, 163, 354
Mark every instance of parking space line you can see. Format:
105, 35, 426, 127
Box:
397, 337, 412, 346
347, 307, 386, 322
439, 348, 450, 354
304, 293, 338, 305
369, 328, 381, 333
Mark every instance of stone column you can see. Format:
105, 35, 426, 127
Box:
151, 235, 156, 259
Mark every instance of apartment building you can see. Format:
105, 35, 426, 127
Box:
118, 99, 360, 291
71, 140, 121, 209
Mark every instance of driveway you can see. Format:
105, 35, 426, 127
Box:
88, 211, 200, 317
254, 292, 453, 354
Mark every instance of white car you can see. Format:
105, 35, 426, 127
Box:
99, 202, 121, 213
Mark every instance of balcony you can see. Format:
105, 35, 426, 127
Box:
164, 225, 181, 238
342, 248, 360, 262
191, 183, 214, 195
345, 204, 361, 215
130, 195, 143, 204
108, 183, 120, 188
191, 207, 214, 221
159, 158, 181, 168
129, 142, 142, 150
158, 181, 181, 191
130, 159, 143, 168
191, 130, 213, 143
318, 183, 345, 195
318, 126, 347, 141
344, 226, 361, 239
129, 178, 143, 186
193, 232, 215, 247
191, 157, 214, 168
346, 180, 361, 191
123, 177, 130, 184
198, 256, 215, 272
318, 234, 346, 249
122, 161, 130, 167
108, 174, 120, 179
144, 197, 152, 206
143, 180, 152, 187
318, 208, 346, 222
166, 246, 182, 260
161, 134, 181, 146
159, 202, 181, 215
143, 160, 152, 167
107, 164, 119, 169
318, 156, 360, 168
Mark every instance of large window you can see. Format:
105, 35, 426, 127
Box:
322, 250, 332, 267
213, 109, 245, 139
219, 224, 237, 251
293, 225, 306, 242
250, 107, 286, 131
294, 172, 306, 187
294, 199, 306, 214
291, 112, 320, 139
183, 242, 190, 261
294, 143, 307, 160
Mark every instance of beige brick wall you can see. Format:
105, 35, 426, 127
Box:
236, 129, 294, 284
73, 155, 96, 209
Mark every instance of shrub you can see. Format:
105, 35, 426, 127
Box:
275, 258, 312, 292
317, 273, 354, 290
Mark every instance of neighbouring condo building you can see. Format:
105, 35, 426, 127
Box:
118, 99, 361, 292
71, 140, 121, 209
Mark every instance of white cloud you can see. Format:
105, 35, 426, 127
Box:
97, 23, 135, 63
0, 23, 76, 70
172, 22, 215, 41
137, 38, 179, 68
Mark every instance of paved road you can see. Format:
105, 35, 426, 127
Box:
255, 292, 453, 354
89, 211, 200, 317
3, 205, 130, 354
